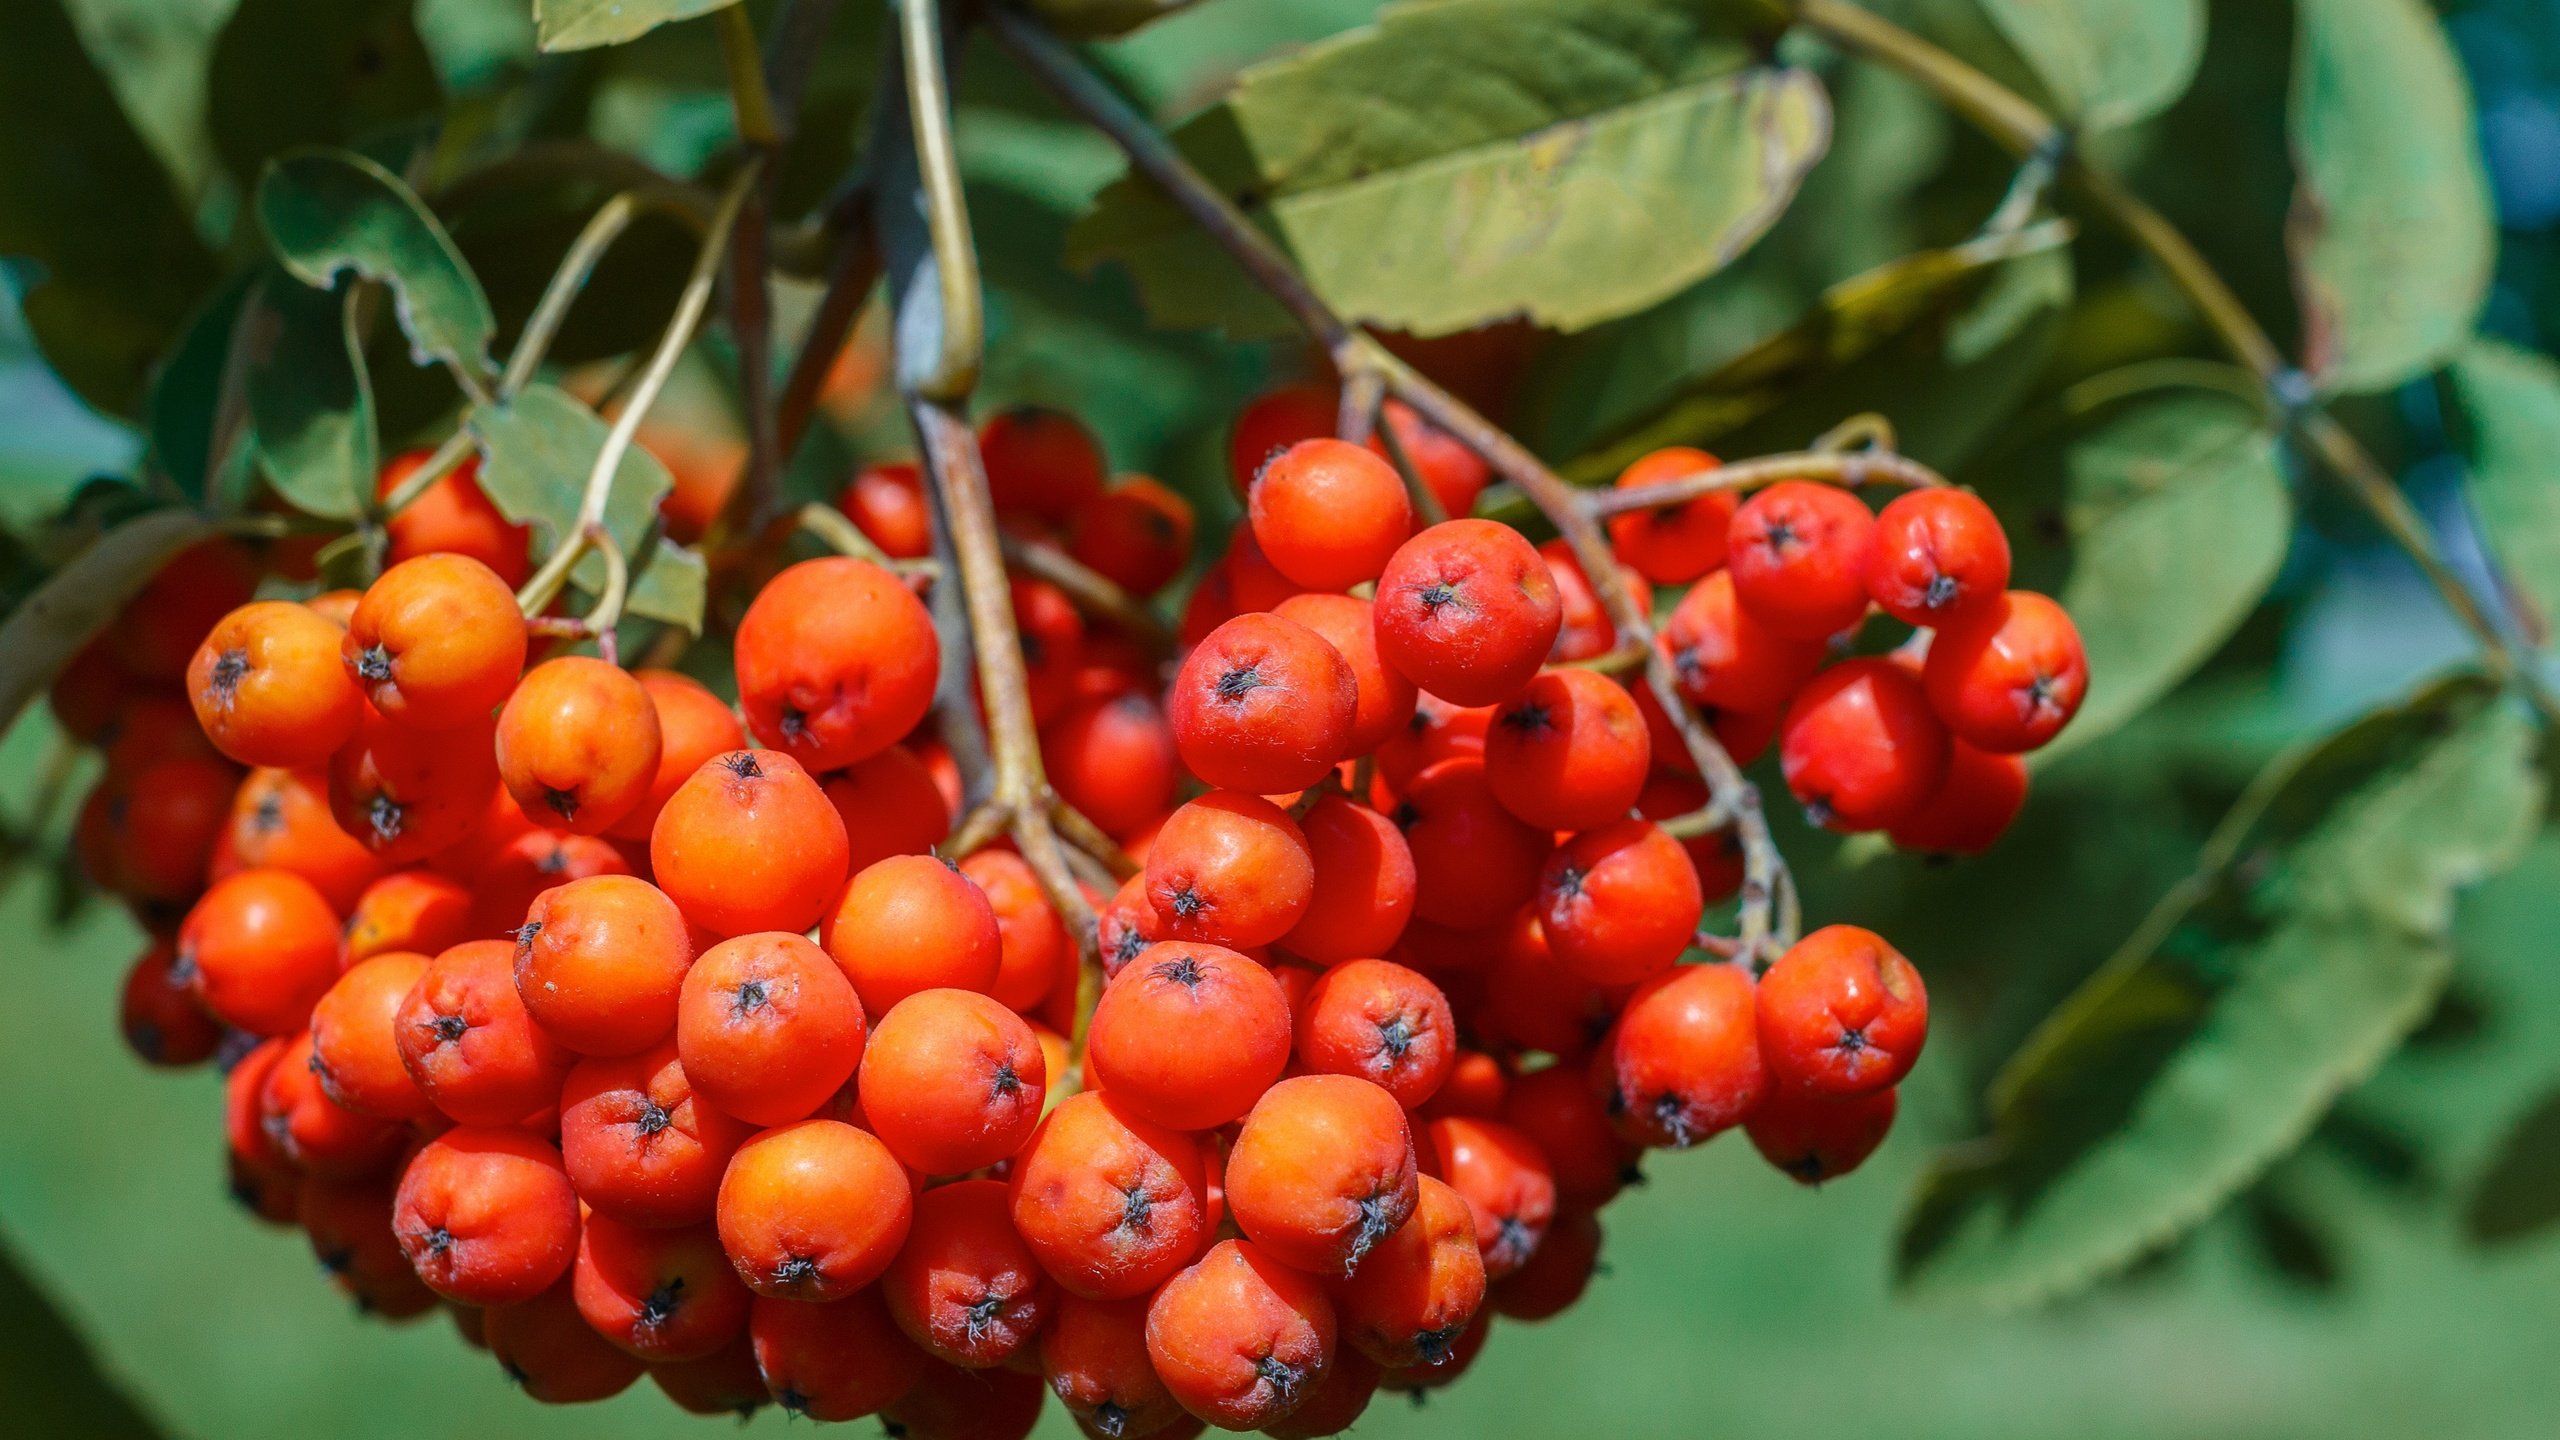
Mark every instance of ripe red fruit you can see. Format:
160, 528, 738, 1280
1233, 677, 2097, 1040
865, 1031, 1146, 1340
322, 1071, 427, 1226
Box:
822, 742, 954, 872
1042, 1293, 1184, 1438
469, 827, 629, 936
392, 1128, 580, 1306
649, 1332, 771, 1417
1168, 613, 1356, 795
559, 1041, 753, 1228
309, 951, 435, 1120
1272, 592, 1419, 758
1009, 574, 1086, 726
1328, 1173, 1486, 1367
1541, 538, 1650, 664
573, 1213, 752, 1362
958, 849, 1072, 1013
1476, 914, 1627, 1062
1598, 962, 1765, 1148
1779, 657, 1951, 832
179, 868, 340, 1036
1484, 668, 1651, 832
1536, 819, 1705, 987
119, 941, 222, 1068
1261, 1347, 1380, 1440
484, 1277, 645, 1404
1604, 447, 1734, 584
822, 854, 1004, 1016
750, 1289, 930, 1421
258, 1032, 405, 1178
495, 656, 663, 834
857, 988, 1047, 1175
398, 938, 575, 1126
378, 450, 531, 585
716, 1119, 913, 1299
1042, 692, 1179, 840
1659, 568, 1827, 714
1227, 1075, 1421, 1277
1145, 1239, 1336, 1431
1756, 923, 1927, 1096
1890, 741, 2029, 855
981, 405, 1107, 522
881, 1358, 1049, 1440
1373, 690, 1493, 793
342, 554, 529, 730
188, 600, 363, 767
1491, 1204, 1601, 1321
1921, 589, 2089, 753
1420, 1116, 1555, 1281
1228, 382, 1337, 492
733, 556, 938, 771
343, 869, 472, 965
1278, 794, 1416, 967
1499, 1065, 1639, 1206
514, 874, 695, 1057
1008, 1091, 1209, 1300
299, 1174, 437, 1317
1294, 960, 1456, 1110
1726, 481, 1878, 640
1746, 1084, 1899, 1184
837, 460, 933, 559
676, 931, 867, 1127
1635, 772, 1746, 904
1866, 487, 2010, 625
1250, 439, 1414, 590
1144, 791, 1315, 950
1396, 758, 1552, 928
1094, 873, 1164, 980
1087, 943, 1292, 1132
110, 538, 259, 681
103, 754, 235, 903
650, 749, 851, 937
1372, 519, 1562, 706
884, 1178, 1054, 1368
1383, 399, 1492, 518
607, 670, 747, 843
328, 704, 503, 865
1066, 474, 1194, 596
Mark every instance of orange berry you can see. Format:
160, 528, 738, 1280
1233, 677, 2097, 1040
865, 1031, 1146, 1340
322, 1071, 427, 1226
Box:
650, 749, 850, 937
1007, 1092, 1209, 1300
179, 867, 341, 1036
716, 1119, 914, 1299
396, 938, 576, 1126
188, 600, 364, 768
343, 554, 529, 730
393, 1128, 580, 1306
883, 1178, 1054, 1368
606, 670, 747, 842
1086, 943, 1291, 1133
821, 854, 1004, 1017
495, 656, 664, 834
1144, 1239, 1334, 1431
677, 931, 868, 1127
734, 557, 938, 771
1226, 1075, 1420, 1277
857, 989, 1047, 1175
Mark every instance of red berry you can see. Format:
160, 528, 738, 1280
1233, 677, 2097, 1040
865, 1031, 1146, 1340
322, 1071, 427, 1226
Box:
1746, 1084, 1899, 1184
1144, 792, 1314, 951
1536, 819, 1704, 988
1226, 1074, 1421, 1277
981, 406, 1107, 523
1372, 520, 1561, 706
1278, 794, 1416, 967
1866, 488, 2010, 625
883, 1178, 1053, 1369
1396, 758, 1552, 929
1889, 741, 2029, 855
1294, 959, 1455, 1110
1273, 592, 1419, 758
1087, 943, 1291, 1132
1604, 447, 1733, 584
1779, 658, 1950, 832
1249, 439, 1414, 590
1008, 1091, 1209, 1300
733, 557, 938, 771
1597, 963, 1764, 1149
1483, 668, 1650, 832
1659, 569, 1826, 714
1727, 481, 1877, 640
1167, 613, 1356, 795
1754, 924, 1927, 1096
1921, 589, 2089, 752
1145, 1239, 1335, 1432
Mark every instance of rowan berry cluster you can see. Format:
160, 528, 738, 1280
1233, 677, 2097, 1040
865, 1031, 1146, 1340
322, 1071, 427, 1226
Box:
64, 387, 2071, 1436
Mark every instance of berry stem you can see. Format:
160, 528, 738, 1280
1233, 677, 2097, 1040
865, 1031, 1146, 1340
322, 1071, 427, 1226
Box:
1796, 0, 2560, 725
988, 7, 1796, 958
516, 158, 764, 623
1583, 447, 1948, 519
998, 532, 1176, 662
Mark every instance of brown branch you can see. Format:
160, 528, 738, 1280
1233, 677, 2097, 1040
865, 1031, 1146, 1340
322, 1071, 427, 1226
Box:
1584, 448, 1948, 519
1000, 533, 1177, 662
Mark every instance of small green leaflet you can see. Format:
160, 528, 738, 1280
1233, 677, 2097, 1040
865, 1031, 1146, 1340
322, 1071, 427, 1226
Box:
535, 0, 741, 52
256, 148, 497, 384
2446, 339, 2560, 646
2287, 0, 2493, 394
1977, 0, 2203, 131
1068, 0, 1823, 338
466, 385, 704, 632
245, 274, 378, 522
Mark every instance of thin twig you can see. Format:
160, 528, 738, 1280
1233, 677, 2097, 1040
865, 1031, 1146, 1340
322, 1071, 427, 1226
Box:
1051, 797, 1140, 881
378, 427, 478, 518
1000, 533, 1177, 661
901, 0, 984, 401
1337, 370, 1385, 447
517, 160, 763, 619
502, 192, 641, 399
717, 6, 784, 148
1584, 447, 1948, 519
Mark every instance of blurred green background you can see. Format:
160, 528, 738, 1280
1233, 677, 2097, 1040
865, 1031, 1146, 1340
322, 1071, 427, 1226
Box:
11, 1, 2560, 1437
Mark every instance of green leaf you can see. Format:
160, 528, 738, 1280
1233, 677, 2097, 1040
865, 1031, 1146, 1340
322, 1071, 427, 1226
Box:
465, 384, 676, 601
2044, 385, 2291, 754
1068, 0, 1824, 338
206, 0, 440, 188
1557, 221, 2073, 481
626, 539, 708, 634
0, 508, 222, 740
245, 276, 377, 522
2465, 1088, 2560, 1245
1976, 0, 2204, 131
256, 149, 497, 384
535, 0, 740, 52
2447, 339, 2560, 645
0, 1229, 170, 1439
0, 0, 220, 416
1898, 676, 2541, 1309
2287, 0, 2492, 394
144, 273, 257, 507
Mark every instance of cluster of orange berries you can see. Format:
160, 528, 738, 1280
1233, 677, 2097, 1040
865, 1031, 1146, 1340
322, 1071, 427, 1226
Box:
59, 381, 2069, 1436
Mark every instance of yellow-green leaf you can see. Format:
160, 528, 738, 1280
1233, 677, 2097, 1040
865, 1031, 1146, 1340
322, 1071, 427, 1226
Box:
2447, 338, 2560, 644
535, 0, 740, 52
1977, 0, 2203, 130
1069, 0, 1822, 338
256, 149, 496, 383
465, 384, 677, 608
